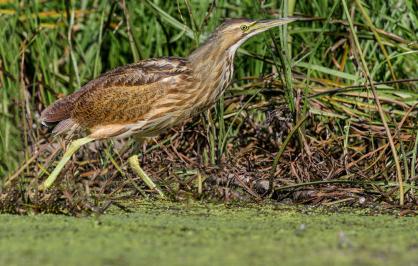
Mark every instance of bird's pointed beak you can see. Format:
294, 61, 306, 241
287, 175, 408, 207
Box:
252, 17, 301, 33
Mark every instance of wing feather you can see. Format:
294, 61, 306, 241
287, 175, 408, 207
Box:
40, 57, 192, 133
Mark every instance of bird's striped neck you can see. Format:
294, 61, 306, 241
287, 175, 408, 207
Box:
187, 32, 253, 112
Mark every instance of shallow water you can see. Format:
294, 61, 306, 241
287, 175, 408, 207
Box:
1, 202, 417, 266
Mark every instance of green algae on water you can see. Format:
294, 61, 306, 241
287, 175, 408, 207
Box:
1, 202, 417, 266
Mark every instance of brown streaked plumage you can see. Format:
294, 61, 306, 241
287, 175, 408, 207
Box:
40, 17, 305, 189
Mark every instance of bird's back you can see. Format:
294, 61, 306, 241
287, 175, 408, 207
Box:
41, 57, 194, 138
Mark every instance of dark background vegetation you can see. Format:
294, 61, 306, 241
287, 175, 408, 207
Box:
0, 0, 417, 214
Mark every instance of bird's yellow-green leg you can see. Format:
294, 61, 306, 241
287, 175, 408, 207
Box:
39, 136, 95, 190
128, 154, 165, 198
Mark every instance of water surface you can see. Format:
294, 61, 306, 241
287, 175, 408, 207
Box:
1, 202, 417, 265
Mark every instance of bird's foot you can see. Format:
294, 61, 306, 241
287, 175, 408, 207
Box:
128, 154, 165, 199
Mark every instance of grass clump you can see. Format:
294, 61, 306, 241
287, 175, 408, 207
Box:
0, 0, 417, 214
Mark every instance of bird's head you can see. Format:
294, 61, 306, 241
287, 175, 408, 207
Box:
189, 17, 304, 64
214, 17, 300, 52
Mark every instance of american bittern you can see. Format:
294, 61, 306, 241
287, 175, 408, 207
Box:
40, 17, 303, 190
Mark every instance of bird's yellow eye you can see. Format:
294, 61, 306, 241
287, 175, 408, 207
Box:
240, 24, 249, 31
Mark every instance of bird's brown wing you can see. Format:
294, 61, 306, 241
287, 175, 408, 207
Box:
41, 57, 192, 135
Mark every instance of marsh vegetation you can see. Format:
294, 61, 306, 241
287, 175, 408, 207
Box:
0, 1, 417, 214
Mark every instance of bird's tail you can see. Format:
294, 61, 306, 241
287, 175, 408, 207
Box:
51, 118, 79, 136
40, 93, 81, 135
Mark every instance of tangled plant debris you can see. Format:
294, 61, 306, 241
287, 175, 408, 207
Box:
0, 1, 417, 214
